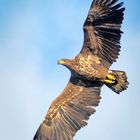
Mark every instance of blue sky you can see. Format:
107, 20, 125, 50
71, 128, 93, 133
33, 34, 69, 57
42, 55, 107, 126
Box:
0, 0, 140, 140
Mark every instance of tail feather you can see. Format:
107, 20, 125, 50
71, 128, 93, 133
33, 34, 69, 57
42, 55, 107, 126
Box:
105, 70, 129, 94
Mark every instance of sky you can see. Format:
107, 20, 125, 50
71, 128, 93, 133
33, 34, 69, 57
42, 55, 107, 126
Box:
0, 0, 140, 140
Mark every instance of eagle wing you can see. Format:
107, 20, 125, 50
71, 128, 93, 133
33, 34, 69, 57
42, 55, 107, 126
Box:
81, 0, 125, 67
33, 77, 102, 140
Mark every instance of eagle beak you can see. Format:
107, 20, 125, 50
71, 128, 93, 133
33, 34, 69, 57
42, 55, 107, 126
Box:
58, 60, 65, 65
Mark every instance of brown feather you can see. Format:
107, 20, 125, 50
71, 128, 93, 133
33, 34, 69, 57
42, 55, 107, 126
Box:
81, 0, 125, 67
33, 77, 102, 140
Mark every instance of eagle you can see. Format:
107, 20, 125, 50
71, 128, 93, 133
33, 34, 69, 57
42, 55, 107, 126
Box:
33, 0, 128, 139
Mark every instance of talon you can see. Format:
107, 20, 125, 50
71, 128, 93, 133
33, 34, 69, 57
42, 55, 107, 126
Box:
104, 79, 115, 84
107, 74, 116, 81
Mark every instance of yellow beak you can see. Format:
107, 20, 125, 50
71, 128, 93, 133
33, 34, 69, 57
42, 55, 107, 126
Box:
58, 60, 65, 65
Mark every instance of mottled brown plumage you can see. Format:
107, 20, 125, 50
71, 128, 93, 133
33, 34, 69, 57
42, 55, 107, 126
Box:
33, 0, 128, 140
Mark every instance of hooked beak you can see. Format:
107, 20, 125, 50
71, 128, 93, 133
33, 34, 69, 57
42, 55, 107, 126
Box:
57, 60, 65, 65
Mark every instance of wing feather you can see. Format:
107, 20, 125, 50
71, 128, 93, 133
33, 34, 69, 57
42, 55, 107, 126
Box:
33, 77, 102, 140
81, 0, 125, 67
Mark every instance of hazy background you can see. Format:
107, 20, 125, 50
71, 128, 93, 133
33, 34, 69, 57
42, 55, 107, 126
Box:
0, 0, 140, 139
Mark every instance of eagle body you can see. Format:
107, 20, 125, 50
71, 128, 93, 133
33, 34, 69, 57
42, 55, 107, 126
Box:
34, 0, 129, 140
60, 54, 109, 81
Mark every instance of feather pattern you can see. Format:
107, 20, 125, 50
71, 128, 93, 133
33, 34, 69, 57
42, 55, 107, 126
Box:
81, 0, 125, 67
33, 77, 102, 140
33, 0, 127, 139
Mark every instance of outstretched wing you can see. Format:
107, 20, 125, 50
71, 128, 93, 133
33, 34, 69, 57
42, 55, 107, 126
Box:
33, 77, 102, 140
81, 0, 125, 67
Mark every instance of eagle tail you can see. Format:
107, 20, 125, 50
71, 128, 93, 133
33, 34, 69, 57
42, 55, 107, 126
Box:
105, 70, 129, 94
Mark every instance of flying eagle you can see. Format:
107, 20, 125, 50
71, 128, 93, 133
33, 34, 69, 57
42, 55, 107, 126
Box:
33, 0, 128, 139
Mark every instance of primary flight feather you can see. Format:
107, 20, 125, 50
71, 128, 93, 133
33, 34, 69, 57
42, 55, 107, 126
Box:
33, 0, 128, 139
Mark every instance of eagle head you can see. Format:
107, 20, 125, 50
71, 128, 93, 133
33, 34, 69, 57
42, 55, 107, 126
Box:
58, 59, 75, 71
